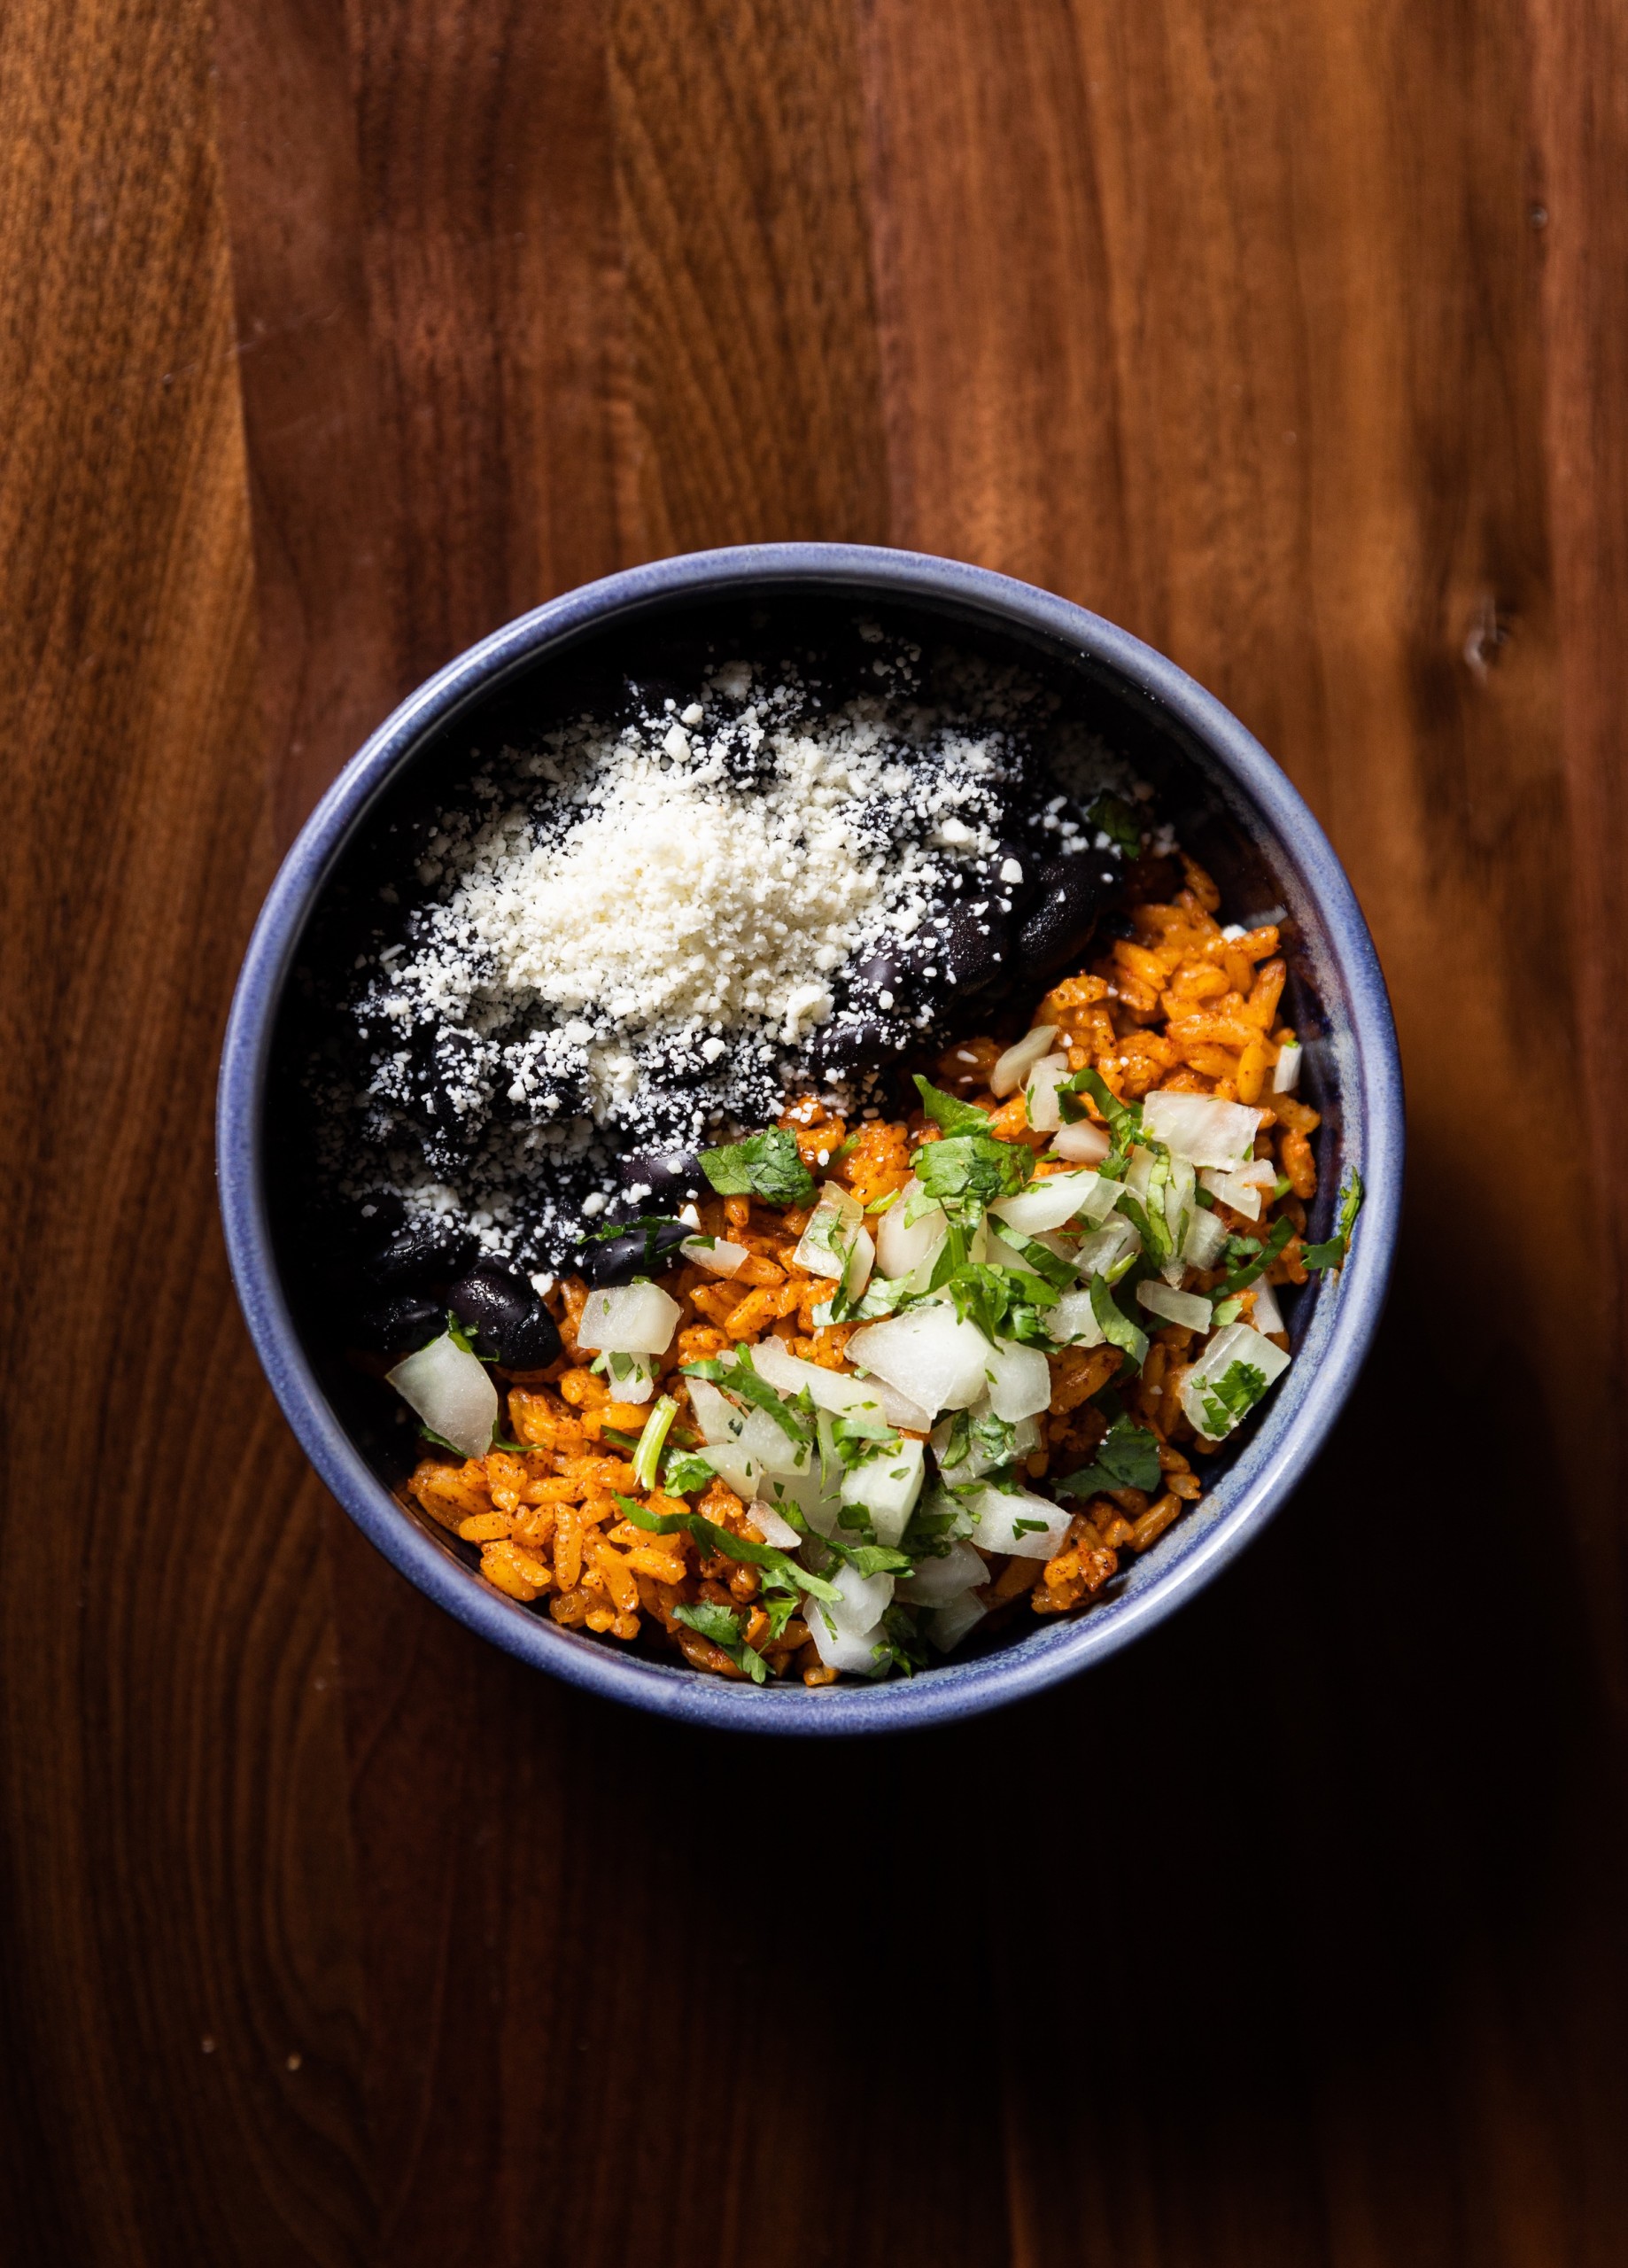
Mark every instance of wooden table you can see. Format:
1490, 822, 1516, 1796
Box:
6, 2, 1627, 2259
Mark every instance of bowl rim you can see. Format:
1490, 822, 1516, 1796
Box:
217, 540, 1403, 1736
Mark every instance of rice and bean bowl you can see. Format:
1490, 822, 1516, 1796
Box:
283, 615, 1364, 1689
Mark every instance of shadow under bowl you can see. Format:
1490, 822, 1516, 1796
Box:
217, 543, 1403, 1736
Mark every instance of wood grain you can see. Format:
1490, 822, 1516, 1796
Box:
5, 0, 1628, 2259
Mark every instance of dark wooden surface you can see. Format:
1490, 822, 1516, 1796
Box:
5, 2, 1628, 2259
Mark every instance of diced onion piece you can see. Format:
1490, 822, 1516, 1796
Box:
1023, 1052, 1073, 1133
1180, 1322, 1292, 1439
1044, 1287, 1105, 1347
806, 1611, 888, 1674
761, 1467, 846, 1537
875, 1177, 949, 1282
1136, 1281, 1213, 1332
1232, 1157, 1278, 1190
1181, 1207, 1230, 1270
735, 1405, 812, 1479
747, 1497, 802, 1551
1074, 1216, 1141, 1278
1252, 1278, 1286, 1335
963, 1483, 1072, 1560
823, 1558, 895, 1636
696, 1442, 763, 1499
926, 1592, 988, 1653
839, 1436, 925, 1547
1124, 1144, 1157, 1202
687, 1376, 746, 1445
853, 1375, 934, 1433
1051, 1119, 1112, 1165
843, 1223, 876, 1301
387, 1332, 498, 1461
794, 1182, 865, 1282
1200, 1166, 1263, 1221
598, 1350, 656, 1402
993, 1169, 1119, 1236
982, 1337, 1053, 1423
897, 1541, 988, 1606
1273, 1040, 1303, 1093
847, 1301, 991, 1418
1142, 1090, 1264, 1170
990, 1023, 1059, 1098
578, 1280, 681, 1355
682, 1235, 749, 1278
749, 1338, 902, 1422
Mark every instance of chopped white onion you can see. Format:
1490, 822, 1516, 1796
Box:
746, 1497, 802, 1551
793, 1181, 864, 1279
806, 1616, 888, 1674
822, 1557, 896, 1636
1124, 1143, 1157, 1202
734, 1405, 812, 1479
599, 1350, 657, 1402
990, 1023, 1059, 1098
387, 1332, 498, 1461
852, 1374, 934, 1433
1180, 1321, 1291, 1439
847, 1301, 991, 1418
748, 1338, 899, 1422
686, 1376, 745, 1444
1136, 1280, 1213, 1332
1199, 1166, 1263, 1221
962, 1482, 1072, 1560
762, 1465, 846, 1536
874, 1177, 948, 1283
839, 1435, 925, 1547
1251, 1278, 1286, 1336
1022, 1052, 1073, 1133
682, 1235, 749, 1278
695, 1442, 763, 1498
993, 1169, 1119, 1236
578, 1280, 681, 1355
1142, 1089, 1264, 1169
1044, 1287, 1105, 1347
1181, 1207, 1230, 1270
981, 1337, 1053, 1424
897, 1541, 988, 1606
1273, 1039, 1303, 1093
929, 1399, 1042, 1478
926, 1592, 989, 1653
1050, 1119, 1112, 1165
1074, 1216, 1141, 1277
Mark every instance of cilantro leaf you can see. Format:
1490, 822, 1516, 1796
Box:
698, 1128, 815, 1207
941, 1260, 1060, 1346
911, 1073, 993, 1138
1214, 1216, 1294, 1294
913, 1132, 1034, 1220
872, 1603, 928, 1678
1060, 1067, 1143, 1153
900, 1487, 971, 1559
1086, 793, 1144, 859
1012, 1516, 1050, 1540
1088, 1271, 1148, 1371
1198, 1359, 1268, 1438
1053, 1414, 1162, 1498
614, 1493, 841, 1603
671, 1599, 769, 1682
1303, 1169, 1365, 1271
662, 1449, 717, 1495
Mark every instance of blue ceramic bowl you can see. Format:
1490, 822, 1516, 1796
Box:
218, 543, 1402, 1735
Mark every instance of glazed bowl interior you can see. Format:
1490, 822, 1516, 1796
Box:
224, 547, 1401, 1735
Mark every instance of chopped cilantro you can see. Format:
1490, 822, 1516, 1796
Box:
671, 1599, 769, 1683
900, 1488, 970, 1559
1214, 1216, 1294, 1294
600, 1425, 642, 1452
1012, 1516, 1050, 1540
871, 1604, 928, 1678
911, 1073, 993, 1138
1053, 1414, 1162, 1498
614, 1493, 841, 1604
1088, 1271, 1148, 1371
936, 1405, 1019, 1474
1059, 1066, 1143, 1156
993, 1227, 1080, 1293
1303, 1170, 1365, 1271
913, 1131, 1034, 1220
445, 1311, 496, 1362
683, 1345, 813, 1447
662, 1449, 717, 1495
1198, 1359, 1268, 1438
697, 1128, 815, 1207
942, 1260, 1059, 1346
1086, 792, 1144, 859
829, 1409, 902, 1466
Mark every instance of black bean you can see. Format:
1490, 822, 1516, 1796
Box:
446, 1264, 562, 1368
616, 1147, 705, 1208
580, 1219, 695, 1287
360, 1217, 477, 1290
1012, 854, 1116, 980
349, 1293, 445, 1360
934, 901, 1012, 995
808, 1018, 911, 1078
